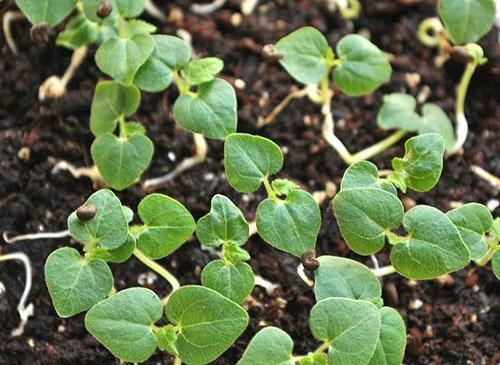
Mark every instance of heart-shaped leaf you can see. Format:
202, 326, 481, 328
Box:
82, 0, 118, 25
91, 132, 153, 191
166, 285, 249, 365
90, 234, 136, 263
341, 161, 397, 195
181, 57, 224, 85
151, 35, 191, 70
367, 307, 406, 365
45, 247, 113, 318
174, 78, 237, 139
134, 57, 172, 92
67, 189, 128, 249
333, 34, 391, 96
224, 133, 283, 193
85, 287, 162, 363
310, 297, 381, 365
419, 104, 456, 153
256, 189, 321, 257
377, 93, 421, 132
56, 13, 99, 50
114, 0, 145, 17
137, 194, 195, 259
238, 327, 294, 365
391, 205, 471, 279
201, 260, 254, 304
16, 0, 77, 26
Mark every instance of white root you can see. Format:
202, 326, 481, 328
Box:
254, 275, 280, 295
372, 265, 397, 277
38, 46, 88, 101
241, 0, 260, 15
143, 0, 167, 21
258, 86, 310, 128
2, 10, 24, 55
297, 263, 314, 287
471, 165, 500, 189
191, 0, 227, 15
0, 252, 34, 337
143, 133, 208, 189
3, 230, 70, 244
51, 160, 105, 189
370, 254, 380, 271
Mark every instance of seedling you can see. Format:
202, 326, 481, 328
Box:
326, 0, 361, 20
417, 0, 495, 151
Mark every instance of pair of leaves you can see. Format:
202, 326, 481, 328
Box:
85, 286, 249, 364
15, 0, 77, 27
275, 27, 391, 96
377, 93, 456, 152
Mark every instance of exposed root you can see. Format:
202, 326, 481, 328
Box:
143, 133, 208, 189
3, 230, 70, 244
51, 160, 106, 189
372, 265, 397, 277
297, 264, 314, 287
144, 0, 167, 22
2, 10, 24, 55
258, 86, 310, 128
0, 252, 34, 337
191, 0, 227, 15
254, 275, 280, 295
471, 165, 500, 189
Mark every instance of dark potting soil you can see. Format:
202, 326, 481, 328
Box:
0, 0, 499, 364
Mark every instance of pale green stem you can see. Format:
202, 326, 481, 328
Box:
290, 340, 332, 363
372, 265, 397, 277
263, 177, 276, 199
347, 130, 407, 164
118, 115, 127, 138
173, 356, 182, 365
476, 237, 499, 267
453, 60, 478, 152
133, 248, 180, 293
173, 71, 191, 95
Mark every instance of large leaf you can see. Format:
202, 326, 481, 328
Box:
391, 205, 471, 279
136, 194, 195, 259
333, 34, 391, 96
174, 78, 237, 139
181, 57, 224, 85
446, 203, 493, 260
367, 307, 406, 365
85, 288, 162, 363
377, 93, 421, 132
67, 189, 128, 250
314, 256, 381, 303
310, 297, 381, 365
438, 0, 496, 44
238, 327, 294, 365
275, 26, 330, 85
341, 161, 397, 195
152, 34, 191, 70
224, 133, 283, 193
15, 0, 77, 26
166, 285, 249, 365
45, 247, 113, 318
256, 189, 321, 257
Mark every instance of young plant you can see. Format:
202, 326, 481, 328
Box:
326, 0, 361, 20
417, 0, 496, 152
238, 256, 407, 365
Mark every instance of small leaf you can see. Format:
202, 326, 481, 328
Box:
174, 78, 237, 139
90, 81, 141, 136
275, 26, 330, 85
166, 285, 249, 365
299, 354, 328, 365
67, 189, 128, 249
256, 189, 321, 257
419, 104, 456, 153
492, 250, 500, 280
56, 13, 98, 50
134, 57, 173, 92
377, 93, 421, 131
82, 0, 118, 25
446, 203, 493, 260
334, 34, 391, 96
114, 0, 145, 17
15, 0, 77, 26
367, 307, 406, 365
85, 287, 162, 363
181, 57, 224, 85
45, 247, 113, 317
91, 234, 136, 263
438, 0, 496, 44
238, 327, 294, 365
137, 194, 195, 259
223, 241, 251, 263
91, 132, 153, 191
310, 297, 381, 365
152, 35, 191, 70
201, 260, 254, 304
314, 256, 382, 303
272, 179, 300, 196
124, 19, 156, 37
224, 133, 283, 193
389, 133, 445, 193
391, 205, 471, 279
196, 195, 249, 248
155, 324, 178, 355
341, 161, 397, 195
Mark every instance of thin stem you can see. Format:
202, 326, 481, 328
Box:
60, 46, 88, 86
470, 165, 500, 188
143, 0, 167, 21
476, 238, 499, 267
3, 230, 70, 244
133, 248, 180, 292
191, 0, 227, 15
2, 10, 24, 55
173, 71, 191, 95
258, 86, 309, 127
347, 130, 407, 163
263, 177, 276, 199
314, 341, 332, 356
173, 357, 182, 365
297, 264, 314, 287
118, 115, 127, 138
453, 60, 478, 152
372, 265, 397, 277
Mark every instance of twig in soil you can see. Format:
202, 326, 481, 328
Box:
51, 160, 105, 189
2, 10, 24, 55
142, 133, 208, 189
470, 165, 500, 189
144, 0, 166, 22
3, 230, 70, 244
191, 0, 227, 15
38, 46, 88, 101
258, 86, 310, 128
254, 275, 280, 295
0, 252, 34, 337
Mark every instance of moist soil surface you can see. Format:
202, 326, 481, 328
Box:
1, 0, 499, 364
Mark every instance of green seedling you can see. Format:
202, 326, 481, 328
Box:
326, 0, 361, 20
417, 0, 495, 152
238, 256, 406, 365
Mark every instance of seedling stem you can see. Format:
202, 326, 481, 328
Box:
3, 230, 70, 244
2, 10, 24, 55
132, 248, 180, 295
372, 265, 397, 277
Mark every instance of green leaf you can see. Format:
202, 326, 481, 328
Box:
492, 250, 500, 280
256, 189, 321, 257
224, 133, 283, 193
82, 0, 118, 25
419, 104, 456, 153
341, 161, 397, 195
491, 218, 500, 238
134, 57, 173, 92
438, 0, 496, 44
389, 133, 445, 193
95, 33, 154, 85
151, 35, 191, 70
446, 203, 493, 260
314, 256, 382, 303
201, 260, 254, 304
334, 34, 391, 96
114, 0, 145, 17
155, 324, 178, 355
275, 26, 329, 85
124, 19, 156, 37
367, 307, 406, 365
391, 205, 471, 279
299, 354, 328, 365
196, 195, 249, 248
377, 93, 421, 131
91, 132, 153, 191
15, 0, 77, 26
272, 179, 300, 196
91, 234, 136, 263
137, 194, 195, 259
310, 297, 381, 365
173, 78, 237, 139
56, 13, 98, 50
333, 188, 404, 255
166, 285, 249, 365
181, 57, 224, 85
85, 287, 162, 363
238, 327, 294, 365
67, 189, 128, 249
223, 241, 251, 263
45, 247, 113, 317
90, 81, 141, 136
